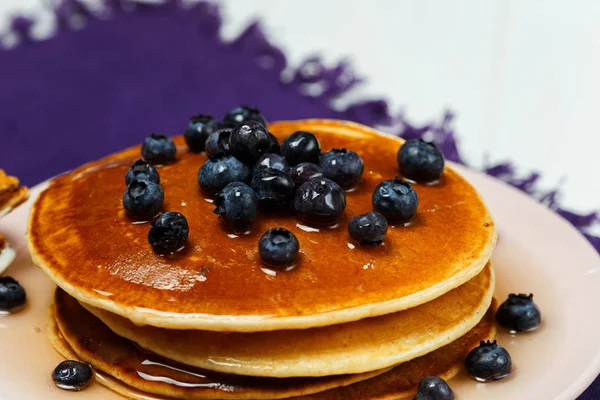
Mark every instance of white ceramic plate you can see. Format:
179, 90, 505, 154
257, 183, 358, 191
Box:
0, 165, 599, 400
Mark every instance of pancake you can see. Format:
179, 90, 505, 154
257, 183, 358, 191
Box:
50, 289, 497, 399
0, 169, 29, 217
29, 119, 496, 331
82, 264, 493, 377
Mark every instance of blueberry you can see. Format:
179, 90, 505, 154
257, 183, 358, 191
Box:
229, 121, 280, 165
496, 293, 541, 332
0, 277, 26, 312
290, 162, 323, 187
184, 114, 219, 152
258, 228, 299, 268
320, 148, 364, 189
125, 159, 160, 185
223, 105, 267, 128
141, 134, 177, 165
214, 182, 258, 233
52, 360, 94, 391
293, 178, 346, 225
397, 139, 445, 183
254, 153, 290, 174
465, 340, 512, 382
372, 178, 418, 223
197, 155, 250, 195
122, 179, 164, 220
348, 211, 388, 245
205, 129, 232, 158
148, 212, 189, 254
250, 168, 295, 209
281, 131, 321, 165
413, 376, 455, 400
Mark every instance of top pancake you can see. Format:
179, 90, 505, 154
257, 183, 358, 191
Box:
27, 119, 496, 332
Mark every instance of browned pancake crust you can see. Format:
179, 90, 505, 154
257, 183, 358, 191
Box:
51, 288, 496, 399
30, 120, 495, 331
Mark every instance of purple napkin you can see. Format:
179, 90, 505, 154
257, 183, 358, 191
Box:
0, 1, 598, 397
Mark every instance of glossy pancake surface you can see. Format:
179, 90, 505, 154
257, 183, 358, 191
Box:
50, 289, 497, 399
84, 265, 493, 377
29, 119, 496, 331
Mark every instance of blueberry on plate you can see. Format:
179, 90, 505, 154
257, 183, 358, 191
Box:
496, 293, 541, 332
397, 139, 445, 183
413, 376, 454, 400
250, 168, 295, 209
122, 179, 164, 220
141, 134, 177, 165
465, 340, 512, 382
197, 155, 250, 195
223, 105, 267, 128
254, 153, 290, 174
52, 360, 94, 391
125, 159, 160, 185
372, 178, 418, 223
205, 128, 232, 158
290, 162, 323, 187
348, 211, 388, 245
293, 178, 346, 225
0, 276, 26, 312
184, 114, 220, 152
258, 228, 299, 268
214, 182, 258, 233
319, 148, 364, 189
148, 212, 189, 254
229, 121, 280, 165
281, 131, 321, 165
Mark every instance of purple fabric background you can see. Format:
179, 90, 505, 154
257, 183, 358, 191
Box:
0, 1, 598, 398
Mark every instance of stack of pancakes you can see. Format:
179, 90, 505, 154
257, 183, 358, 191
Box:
27, 120, 497, 399
0, 169, 28, 274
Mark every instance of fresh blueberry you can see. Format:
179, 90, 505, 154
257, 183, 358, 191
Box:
348, 211, 388, 245
197, 155, 250, 195
294, 178, 346, 225
258, 228, 299, 268
372, 178, 418, 223
254, 153, 290, 174
397, 139, 445, 183
413, 376, 455, 400
205, 128, 232, 158
320, 148, 364, 189
148, 212, 189, 254
223, 105, 267, 128
250, 168, 295, 209
122, 179, 164, 220
184, 114, 219, 152
141, 134, 177, 165
281, 131, 321, 165
214, 182, 258, 233
496, 293, 541, 332
125, 159, 160, 185
229, 121, 280, 165
52, 360, 94, 391
0, 277, 26, 312
465, 340, 512, 382
290, 162, 323, 187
